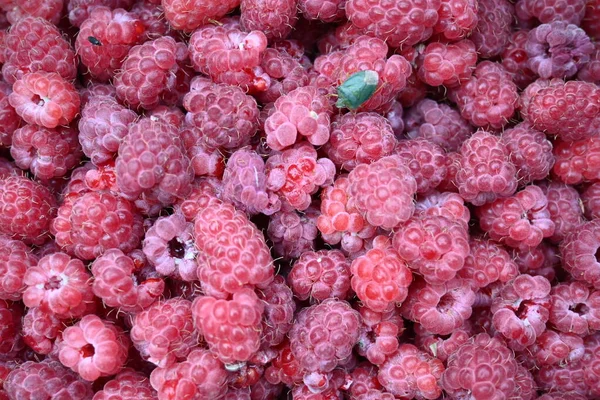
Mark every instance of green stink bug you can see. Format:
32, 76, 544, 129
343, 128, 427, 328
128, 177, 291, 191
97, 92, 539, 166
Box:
335, 70, 379, 110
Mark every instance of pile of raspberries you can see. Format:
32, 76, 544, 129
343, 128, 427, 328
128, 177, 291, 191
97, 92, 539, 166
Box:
2, 0, 600, 399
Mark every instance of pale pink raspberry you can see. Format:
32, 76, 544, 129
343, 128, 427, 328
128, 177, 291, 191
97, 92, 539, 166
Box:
258, 275, 296, 348
458, 238, 519, 289
21, 307, 61, 355
396, 139, 447, 194
192, 289, 264, 364
433, 0, 478, 41
414, 191, 470, 229
240, 0, 298, 40
0, 236, 38, 301
23, 252, 94, 319
539, 181, 584, 243
417, 40, 477, 88
162, 0, 241, 31
549, 281, 600, 336
356, 306, 404, 365
255, 46, 310, 104
267, 204, 319, 259
0, 81, 21, 147
470, 0, 514, 58
501, 122, 554, 184
582, 182, 600, 220
94, 369, 157, 400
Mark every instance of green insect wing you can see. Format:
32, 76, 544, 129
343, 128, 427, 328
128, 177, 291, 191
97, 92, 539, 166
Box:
336, 70, 379, 110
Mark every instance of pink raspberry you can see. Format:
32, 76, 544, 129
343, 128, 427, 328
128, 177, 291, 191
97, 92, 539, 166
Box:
162, 0, 240, 31
78, 82, 116, 107
9, 71, 80, 129
4, 360, 93, 400
450, 61, 518, 129
266, 143, 336, 211
513, 242, 560, 280
582, 182, 600, 220
22, 252, 93, 319
455, 130, 518, 206
10, 124, 81, 180
75, 7, 145, 82
22, 307, 61, 355
349, 363, 387, 398
0, 158, 19, 178
258, 275, 296, 348
1, 0, 64, 24
351, 236, 412, 313
264, 86, 332, 150
578, 42, 600, 84
95, 369, 157, 400
1, 17, 76, 84
476, 185, 555, 249
116, 117, 193, 204
288, 249, 351, 302
392, 215, 470, 284
130, 298, 197, 368
0, 236, 38, 301
289, 299, 361, 373
470, 0, 513, 58
0, 81, 21, 147
357, 306, 404, 365
458, 238, 519, 289
553, 135, 600, 184
378, 344, 444, 400
240, 0, 298, 40
396, 139, 447, 194
114, 36, 190, 110
325, 112, 397, 171
491, 274, 552, 349
528, 330, 585, 367
188, 24, 269, 94
91, 249, 164, 313
299, 0, 344, 22
57, 315, 129, 381
401, 278, 475, 335
267, 204, 319, 259
501, 122, 554, 184
51, 190, 144, 260
517, 0, 586, 25
414, 191, 470, 229
521, 79, 600, 142
501, 30, 537, 89
255, 46, 310, 104
539, 181, 584, 243
67, 0, 135, 27
0, 300, 22, 357
265, 339, 305, 386
192, 289, 264, 364
345, 0, 440, 48
347, 155, 417, 230
561, 220, 600, 289
0, 175, 57, 244
179, 125, 226, 179
414, 323, 471, 362
417, 40, 477, 88
550, 281, 600, 336
129, 1, 174, 41
149, 348, 228, 400
433, 0, 478, 41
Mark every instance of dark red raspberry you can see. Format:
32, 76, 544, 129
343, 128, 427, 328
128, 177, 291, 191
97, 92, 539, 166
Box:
67, 0, 135, 27
561, 220, 600, 289
0, 81, 21, 147
94, 369, 157, 400
552, 135, 600, 184
517, 0, 586, 25
582, 182, 600, 220
255, 46, 310, 104
0, 236, 37, 301
459, 238, 519, 289
501, 30, 537, 89
267, 204, 319, 259
417, 40, 477, 88
240, 0, 298, 40
470, 0, 513, 58
549, 281, 600, 336
396, 139, 447, 194
501, 122, 554, 184
0, 300, 22, 357
162, 0, 241, 31
433, 0, 478, 41
539, 181, 584, 243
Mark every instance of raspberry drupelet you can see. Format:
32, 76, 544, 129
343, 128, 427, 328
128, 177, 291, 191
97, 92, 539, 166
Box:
549, 281, 600, 336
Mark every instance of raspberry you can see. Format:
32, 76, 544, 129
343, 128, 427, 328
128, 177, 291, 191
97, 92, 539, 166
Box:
455, 130, 518, 206
289, 299, 361, 373
0, 175, 57, 245
4, 360, 93, 400
345, 0, 440, 48
9, 71, 80, 129
57, 315, 129, 381
521, 79, 600, 142
528, 330, 584, 367
491, 274, 552, 349
501, 30, 537, 89
143, 213, 198, 282
288, 249, 351, 302
517, 0, 586, 25
415, 323, 471, 362
266, 143, 336, 212
67, 0, 135, 27
267, 204, 319, 259
298, 0, 344, 22
265, 339, 306, 386
325, 112, 397, 171
0, 158, 18, 178
129, 1, 174, 41
10, 124, 82, 180
403, 99, 472, 153
583, 0, 600, 39
91, 249, 164, 313
130, 298, 197, 368
179, 125, 226, 178
0, 300, 22, 356
351, 236, 412, 313
94, 369, 157, 400
347, 155, 417, 230
162, 0, 240, 31
0, 236, 38, 301
561, 220, 600, 290
264, 86, 332, 150
258, 275, 296, 347
78, 82, 116, 107
417, 40, 477, 88
114, 36, 190, 110
255, 46, 310, 104
75, 7, 145, 82
21, 307, 61, 355
349, 363, 386, 397
539, 181, 584, 243
51, 190, 144, 260
401, 278, 475, 335
22, 252, 94, 318
2, 17, 77, 85
240, 0, 298, 40
436, 151, 460, 193
192, 289, 264, 364
0, 81, 21, 147
432, 0, 478, 41
578, 43, 600, 84
188, 24, 269, 94
378, 344, 444, 400
116, 117, 193, 205
414, 191, 470, 229
582, 183, 600, 220
357, 306, 404, 365
538, 394, 588, 400
458, 238, 519, 289
552, 135, 600, 184
449, 61, 518, 129
501, 122, 554, 184
476, 185, 555, 249
470, 0, 513, 58
535, 354, 588, 395
396, 139, 447, 194
149, 348, 228, 400
513, 242, 560, 280
183, 77, 259, 151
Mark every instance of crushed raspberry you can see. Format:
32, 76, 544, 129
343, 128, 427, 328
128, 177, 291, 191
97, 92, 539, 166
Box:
470, 0, 513, 58
162, 0, 241, 31
21, 306, 61, 355
417, 40, 477, 88
267, 204, 319, 259
396, 139, 448, 194
0, 236, 37, 301
553, 135, 600, 184
240, 0, 298, 40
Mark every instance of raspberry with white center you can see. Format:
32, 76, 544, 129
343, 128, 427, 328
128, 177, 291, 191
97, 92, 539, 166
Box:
240, 0, 298, 40
528, 330, 585, 367
22, 252, 94, 319
552, 135, 600, 184
0, 236, 38, 301
414, 191, 470, 229
501, 30, 537, 89
433, 0, 478, 41
501, 122, 554, 184
470, 0, 513, 58
0, 81, 21, 147
22, 306, 61, 355
357, 305, 404, 365
258, 275, 296, 348
396, 139, 448, 194
351, 235, 412, 313
458, 238, 519, 289
9, 71, 80, 129
58, 315, 129, 381
267, 204, 319, 259
417, 40, 477, 88
192, 289, 264, 364
539, 181, 584, 243
130, 297, 198, 368
582, 182, 600, 220
162, 0, 241, 31
94, 369, 157, 400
